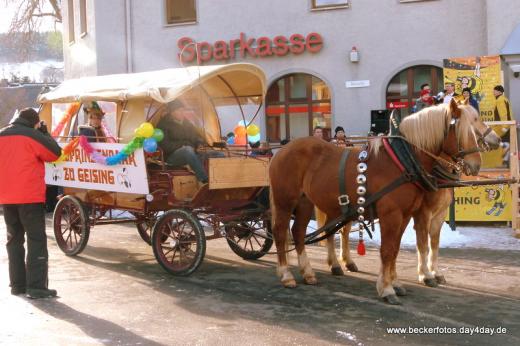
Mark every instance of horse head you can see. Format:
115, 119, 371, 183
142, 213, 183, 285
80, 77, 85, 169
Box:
443, 99, 482, 176
398, 100, 482, 176
457, 98, 501, 150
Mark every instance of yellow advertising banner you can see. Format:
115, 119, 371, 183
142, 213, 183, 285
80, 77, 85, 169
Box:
443, 55, 503, 168
451, 172, 512, 222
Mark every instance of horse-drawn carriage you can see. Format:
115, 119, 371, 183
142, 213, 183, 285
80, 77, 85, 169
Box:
40, 63, 273, 276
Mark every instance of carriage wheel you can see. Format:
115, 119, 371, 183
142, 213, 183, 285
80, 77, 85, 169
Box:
53, 196, 90, 256
134, 212, 161, 245
225, 218, 273, 260
151, 209, 206, 276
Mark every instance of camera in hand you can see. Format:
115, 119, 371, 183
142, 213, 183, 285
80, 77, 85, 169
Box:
38, 120, 48, 134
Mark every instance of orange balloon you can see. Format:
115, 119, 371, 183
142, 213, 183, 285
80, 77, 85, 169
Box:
234, 125, 247, 137
234, 135, 246, 145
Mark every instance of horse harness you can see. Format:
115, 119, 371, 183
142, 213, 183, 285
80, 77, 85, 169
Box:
304, 111, 483, 245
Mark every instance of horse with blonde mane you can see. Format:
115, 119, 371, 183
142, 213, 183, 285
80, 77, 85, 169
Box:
338, 100, 501, 287
269, 99, 482, 304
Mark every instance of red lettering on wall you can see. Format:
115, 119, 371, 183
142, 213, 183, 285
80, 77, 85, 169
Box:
306, 33, 323, 53
239, 32, 257, 58
289, 34, 305, 54
177, 33, 323, 63
178, 37, 195, 63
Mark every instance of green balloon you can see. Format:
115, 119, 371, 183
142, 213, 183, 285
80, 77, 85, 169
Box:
122, 146, 132, 155
152, 128, 164, 142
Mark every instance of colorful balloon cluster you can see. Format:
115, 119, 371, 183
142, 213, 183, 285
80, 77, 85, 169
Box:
229, 121, 261, 145
53, 122, 164, 166
51, 103, 81, 138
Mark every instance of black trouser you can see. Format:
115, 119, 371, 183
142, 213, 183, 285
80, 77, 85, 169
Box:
3, 203, 48, 290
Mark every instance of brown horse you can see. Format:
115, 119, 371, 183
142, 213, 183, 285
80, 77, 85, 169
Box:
339, 102, 501, 287
269, 100, 482, 304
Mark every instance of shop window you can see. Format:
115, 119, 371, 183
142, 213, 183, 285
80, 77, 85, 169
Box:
79, 0, 87, 36
266, 73, 331, 142
166, 0, 197, 25
67, 0, 75, 43
312, 0, 349, 10
385, 65, 442, 117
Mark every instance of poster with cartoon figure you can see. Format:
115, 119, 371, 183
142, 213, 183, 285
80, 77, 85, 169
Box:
443, 55, 503, 168
485, 185, 507, 217
449, 173, 512, 222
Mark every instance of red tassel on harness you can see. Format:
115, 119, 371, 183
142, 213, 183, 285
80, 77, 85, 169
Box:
357, 239, 366, 256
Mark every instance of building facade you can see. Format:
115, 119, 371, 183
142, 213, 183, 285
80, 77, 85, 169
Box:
62, 0, 520, 141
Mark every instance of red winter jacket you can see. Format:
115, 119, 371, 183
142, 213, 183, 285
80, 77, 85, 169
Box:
0, 117, 62, 204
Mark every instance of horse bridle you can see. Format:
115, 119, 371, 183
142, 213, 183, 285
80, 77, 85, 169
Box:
452, 120, 493, 159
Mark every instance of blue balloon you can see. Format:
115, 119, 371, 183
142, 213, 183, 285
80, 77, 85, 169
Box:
248, 133, 261, 143
226, 136, 235, 145
143, 137, 158, 153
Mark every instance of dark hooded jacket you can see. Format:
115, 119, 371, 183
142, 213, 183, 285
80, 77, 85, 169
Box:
156, 115, 205, 157
0, 117, 62, 204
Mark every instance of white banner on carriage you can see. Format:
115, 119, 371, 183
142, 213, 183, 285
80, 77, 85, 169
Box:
45, 143, 150, 194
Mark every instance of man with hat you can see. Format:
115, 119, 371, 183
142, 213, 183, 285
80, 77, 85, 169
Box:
331, 126, 352, 148
0, 108, 62, 298
157, 100, 221, 184
415, 89, 434, 112
493, 85, 514, 167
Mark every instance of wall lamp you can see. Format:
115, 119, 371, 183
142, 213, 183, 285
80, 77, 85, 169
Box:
350, 46, 359, 63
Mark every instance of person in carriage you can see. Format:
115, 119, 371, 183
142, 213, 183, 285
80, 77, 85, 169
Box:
157, 100, 223, 184
78, 101, 108, 143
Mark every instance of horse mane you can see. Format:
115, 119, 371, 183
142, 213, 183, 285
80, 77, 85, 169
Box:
371, 104, 475, 156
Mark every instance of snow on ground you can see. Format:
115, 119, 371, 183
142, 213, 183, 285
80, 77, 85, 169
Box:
304, 220, 520, 251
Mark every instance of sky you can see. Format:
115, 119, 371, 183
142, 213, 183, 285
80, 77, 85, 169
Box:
0, 1, 62, 33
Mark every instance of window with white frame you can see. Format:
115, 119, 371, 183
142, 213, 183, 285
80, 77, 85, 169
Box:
166, 0, 197, 25
312, 0, 349, 9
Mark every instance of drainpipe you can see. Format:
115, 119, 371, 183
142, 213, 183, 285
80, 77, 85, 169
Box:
124, 0, 133, 73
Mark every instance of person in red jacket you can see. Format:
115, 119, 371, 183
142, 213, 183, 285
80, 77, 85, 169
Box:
0, 108, 62, 298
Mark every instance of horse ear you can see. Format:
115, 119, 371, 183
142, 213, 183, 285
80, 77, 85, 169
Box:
450, 98, 461, 118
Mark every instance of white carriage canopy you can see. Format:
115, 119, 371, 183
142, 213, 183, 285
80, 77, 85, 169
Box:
39, 63, 266, 143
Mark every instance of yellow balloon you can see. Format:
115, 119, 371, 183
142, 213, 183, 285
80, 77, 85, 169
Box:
137, 122, 154, 138
246, 124, 260, 136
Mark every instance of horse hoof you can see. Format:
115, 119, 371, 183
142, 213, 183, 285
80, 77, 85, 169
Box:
282, 279, 297, 288
331, 266, 344, 276
346, 263, 359, 272
435, 275, 447, 285
423, 278, 438, 287
393, 286, 407, 296
303, 276, 318, 285
383, 294, 402, 305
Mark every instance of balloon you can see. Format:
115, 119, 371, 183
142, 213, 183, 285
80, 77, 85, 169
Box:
234, 125, 247, 137
246, 124, 260, 136
237, 120, 248, 127
136, 122, 154, 138
152, 128, 164, 142
235, 135, 246, 145
248, 133, 261, 143
226, 136, 235, 145
143, 138, 158, 153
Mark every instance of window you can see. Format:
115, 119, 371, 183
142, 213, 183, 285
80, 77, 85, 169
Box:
166, 0, 197, 25
67, 0, 75, 43
312, 0, 349, 10
266, 73, 332, 142
79, 0, 87, 36
385, 65, 443, 117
